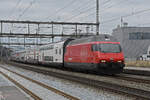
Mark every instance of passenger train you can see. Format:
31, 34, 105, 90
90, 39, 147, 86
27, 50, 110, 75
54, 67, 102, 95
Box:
11, 34, 125, 74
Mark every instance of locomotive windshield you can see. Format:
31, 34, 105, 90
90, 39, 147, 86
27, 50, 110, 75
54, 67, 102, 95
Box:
92, 43, 122, 53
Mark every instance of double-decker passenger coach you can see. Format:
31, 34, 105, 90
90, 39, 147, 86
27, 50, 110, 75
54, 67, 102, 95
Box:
11, 34, 125, 75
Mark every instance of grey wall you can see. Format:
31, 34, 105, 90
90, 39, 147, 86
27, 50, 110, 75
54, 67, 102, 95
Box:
112, 27, 150, 59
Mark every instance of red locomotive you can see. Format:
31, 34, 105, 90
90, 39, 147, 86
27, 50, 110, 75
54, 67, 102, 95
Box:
64, 35, 125, 74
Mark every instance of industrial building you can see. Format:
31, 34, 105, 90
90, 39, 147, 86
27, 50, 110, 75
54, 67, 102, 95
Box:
112, 24, 150, 60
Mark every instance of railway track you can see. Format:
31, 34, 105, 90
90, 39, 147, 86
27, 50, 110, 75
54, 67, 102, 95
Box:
0, 70, 42, 100
4, 62, 150, 100
0, 66, 80, 100
113, 74, 150, 84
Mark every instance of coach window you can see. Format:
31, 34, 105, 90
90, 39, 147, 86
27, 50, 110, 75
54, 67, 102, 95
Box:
51, 56, 53, 61
59, 49, 61, 55
55, 49, 57, 54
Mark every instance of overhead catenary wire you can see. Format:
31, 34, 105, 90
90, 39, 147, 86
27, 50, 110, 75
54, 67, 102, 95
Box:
100, 0, 137, 33
101, 0, 112, 6
9, 0, 22, 33
44, 0, 78, 20
100, 0, 129, 13
8, 0, 24, 34
69, 0, 110, 14
69, 0, 94, 13
15, 0, 36, 34
64, 6, 96, 22
63, 0, 112, 22
101, 8, 150, 24
68, 0, 128, 23
41, 0, 77, 35
17, 0, 36, 21
8, 0, 22, 19
42, 0, 96, 36
78, 12, 96, 23
82, 12, 96, 19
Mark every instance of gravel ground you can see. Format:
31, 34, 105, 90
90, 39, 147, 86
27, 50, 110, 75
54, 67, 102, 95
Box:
1, 64, 137, 100
0, 66, 68, 100
27, 63, 150, 92
0, 71, 34, 100
0, 74, 13, 86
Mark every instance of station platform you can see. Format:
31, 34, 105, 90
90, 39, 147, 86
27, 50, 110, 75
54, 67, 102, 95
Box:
124, 66, 150, 76
0, 74, 30, 100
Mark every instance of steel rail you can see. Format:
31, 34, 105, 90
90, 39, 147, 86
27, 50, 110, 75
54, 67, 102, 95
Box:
0, 71, 42, 100
112, 75, 150, 84
123, 69, 150, 76
0, 65, 80, 100
5, 62, 150, 100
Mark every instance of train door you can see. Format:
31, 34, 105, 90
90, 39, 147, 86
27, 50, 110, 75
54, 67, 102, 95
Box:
54, 44, 63, 63
54, 48, 58, 62
42, 52, 44, 62
80, 45, 88, 63
54, 47, 62, 63
58, 48, 62, 62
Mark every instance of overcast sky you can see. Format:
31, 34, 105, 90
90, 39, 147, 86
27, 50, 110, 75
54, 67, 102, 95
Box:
0, 0, 150, 33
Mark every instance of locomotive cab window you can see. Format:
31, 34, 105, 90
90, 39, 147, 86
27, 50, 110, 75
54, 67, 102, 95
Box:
92, 43, 121, 53
100, 43, 121, 53
92, 44, 98, 51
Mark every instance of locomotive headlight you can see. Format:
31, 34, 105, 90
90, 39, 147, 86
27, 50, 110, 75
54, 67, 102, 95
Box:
117, 60, 122, 63
101, 60, 106, 63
